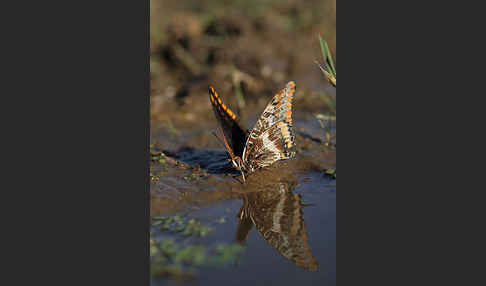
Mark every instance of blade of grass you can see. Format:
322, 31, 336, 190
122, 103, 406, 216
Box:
318, 34, 336, 78
315, 60, 336, 87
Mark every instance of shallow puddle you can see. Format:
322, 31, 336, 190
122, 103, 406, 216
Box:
150, 114, 336, 285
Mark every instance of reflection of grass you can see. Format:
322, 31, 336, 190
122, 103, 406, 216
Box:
150, 239, 198, 280
152, 216, 212, 237
151, 238, 245, 279
183, 219, 212, 237
151, 215, 245, 281
316, 114, 336, 148
216, 217, 226, 224
209, 243, 245, 266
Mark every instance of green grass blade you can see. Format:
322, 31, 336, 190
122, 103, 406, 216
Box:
318, 34, 336, 78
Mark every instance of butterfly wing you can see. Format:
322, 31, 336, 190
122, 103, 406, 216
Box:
209, 86, 248, 158
235, 196, 254, 244
242, 81, 296, 171
243, 183, 318, 271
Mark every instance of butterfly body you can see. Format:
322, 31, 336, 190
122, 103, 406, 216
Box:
209, 81, 296, 181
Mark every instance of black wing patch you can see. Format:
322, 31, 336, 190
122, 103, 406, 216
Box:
209, 86, 248, 157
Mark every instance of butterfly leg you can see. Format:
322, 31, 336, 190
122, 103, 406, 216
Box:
236, 158, 246, 183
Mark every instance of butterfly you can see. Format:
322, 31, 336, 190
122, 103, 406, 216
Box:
236, 183, 318, 271
208, 81, 296, 182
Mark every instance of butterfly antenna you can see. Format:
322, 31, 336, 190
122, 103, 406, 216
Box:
211, 131, 226, 149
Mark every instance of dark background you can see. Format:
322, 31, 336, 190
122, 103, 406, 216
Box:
3, 0, 480, 285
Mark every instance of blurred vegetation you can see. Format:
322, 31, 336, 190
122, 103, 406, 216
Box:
316, 113, 336, 148
150, 0, 336, 120
151, 214, 245, 280
152, 215, 213, 237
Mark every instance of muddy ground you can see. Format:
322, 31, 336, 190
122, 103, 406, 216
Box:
150, 0, 336, 285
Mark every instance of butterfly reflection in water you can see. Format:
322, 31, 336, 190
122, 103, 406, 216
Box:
235, 182, 318, 271
209, 81, 296, 182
